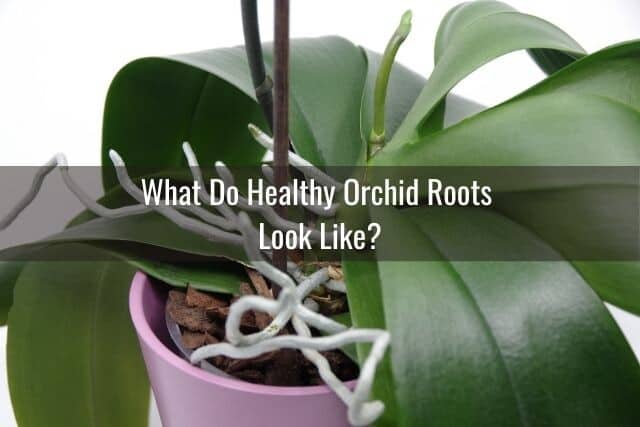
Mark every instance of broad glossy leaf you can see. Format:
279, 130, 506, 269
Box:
127, 257, 243, 294
528, 48, 581, 75
102, 37, 370, 189
433, 1, 515, 62
372, 95, 640, 312
372, 40, 640, 313
492, 186, 640, 316
436, 1, 580, 76
342, 254, 398, 427
102, 51, 267, 190
386, 1, 585, 147
379, 42, 640, 168
516, 40, 640, 110
96, 242, 245, 294
0, 221, 248, 301
373, 93, 640, 169
8, 251, 149, 427
0, 213, 246, 263
329, 312, 351, 328
573, 262, 640, 315
351, 206, 640, 426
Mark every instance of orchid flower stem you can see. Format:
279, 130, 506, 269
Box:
241, 0, 274, 130
368, 10, 412, 159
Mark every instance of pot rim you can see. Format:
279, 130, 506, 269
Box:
130, 271, 356, 396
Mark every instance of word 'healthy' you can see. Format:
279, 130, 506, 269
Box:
140, 177, 493, 210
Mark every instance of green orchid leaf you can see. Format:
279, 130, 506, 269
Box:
372, 40, 640, 314
7, 249, 149, 427
572, 262, 640, 315
45, 240, 246, 295
497, 187, 640, 314
0, 213, 245, 262
373, 93, 640, 168
102, 36, 371, 189
329, 312, 351, 328
433, 1, 515, 62
2, 243, 244, 296
101, 35, 483, 185
528, 48, 581, 75
436, 1, 580, 76
346, 206, 640, 426
372, 97, 640, 311
0, 262, 24, 325
515, 40, 640, 110
386, 1, 585, 148
126, 257, 243, 295
95, 242, 245, 294
343, 253, 398, 427
101, 50, 267, 191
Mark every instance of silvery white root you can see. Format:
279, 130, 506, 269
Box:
0, 154, 149, 230
1, 127, 390, 426
0, 153, 235, 233
214, 160, 331, 243
184, 142, 330, 242
303, 297, 320, 312
110, 150, 244, 246
248, 123, 344, 191
326, 279, 348, 293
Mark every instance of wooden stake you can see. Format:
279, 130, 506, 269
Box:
272, 0, 290, 293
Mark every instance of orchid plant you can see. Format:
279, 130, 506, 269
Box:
1, 1, 640, 426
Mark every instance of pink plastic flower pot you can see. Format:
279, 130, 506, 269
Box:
129, 271, 355, 427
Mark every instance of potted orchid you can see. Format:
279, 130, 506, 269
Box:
1, 1, 640, 426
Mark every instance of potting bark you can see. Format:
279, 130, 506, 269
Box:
165, 270, 358, 386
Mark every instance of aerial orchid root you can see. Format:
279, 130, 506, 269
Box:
1, 126, 390, 426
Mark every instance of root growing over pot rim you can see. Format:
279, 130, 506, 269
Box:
1, 125, 391, 426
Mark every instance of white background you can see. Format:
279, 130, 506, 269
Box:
1, 1, 639, 425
